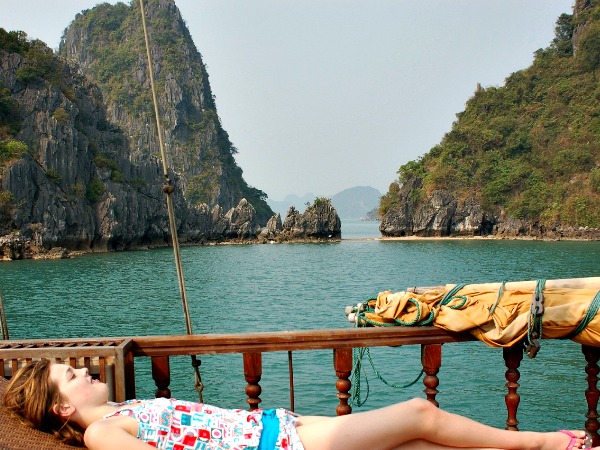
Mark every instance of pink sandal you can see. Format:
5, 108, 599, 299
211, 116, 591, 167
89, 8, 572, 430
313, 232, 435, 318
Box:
559, 430, 592, 450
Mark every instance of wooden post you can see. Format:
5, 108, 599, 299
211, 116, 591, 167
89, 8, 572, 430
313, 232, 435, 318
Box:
243, 352, 262, 411
333, 348, 353, 415
421, 343, 442, 406
583, 345, 600, 446
151, 356, 171, 398
124, 350, 136, 400
503, 344, 522, 431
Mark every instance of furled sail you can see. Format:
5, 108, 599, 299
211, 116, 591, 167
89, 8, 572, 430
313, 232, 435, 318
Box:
346, 277, 600, 354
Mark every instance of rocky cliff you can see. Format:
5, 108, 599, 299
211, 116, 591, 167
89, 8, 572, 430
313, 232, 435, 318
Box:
0, 1, 295, 259
258, 198, 341, 243
379, 178, 600, 240
379, 0, 600, 240
59, 0, 273, 222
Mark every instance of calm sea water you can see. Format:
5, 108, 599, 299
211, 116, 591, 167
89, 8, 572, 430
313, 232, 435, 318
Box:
1, 220, 599, 432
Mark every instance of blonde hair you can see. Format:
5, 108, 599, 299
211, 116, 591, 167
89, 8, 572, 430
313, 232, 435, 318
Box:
2, 359, 85, 446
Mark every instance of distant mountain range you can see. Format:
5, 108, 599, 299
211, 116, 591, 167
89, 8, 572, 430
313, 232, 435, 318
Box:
267, 186, 381, 220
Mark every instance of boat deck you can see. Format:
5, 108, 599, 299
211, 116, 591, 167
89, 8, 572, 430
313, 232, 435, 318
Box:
1, 327, 599, 448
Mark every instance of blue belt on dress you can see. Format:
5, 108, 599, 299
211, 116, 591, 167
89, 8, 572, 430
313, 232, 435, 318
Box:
257, 409, 279, 449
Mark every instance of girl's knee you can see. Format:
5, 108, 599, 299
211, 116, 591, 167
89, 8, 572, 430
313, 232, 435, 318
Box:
403, 398, 437, 415
399, 398, 441, 427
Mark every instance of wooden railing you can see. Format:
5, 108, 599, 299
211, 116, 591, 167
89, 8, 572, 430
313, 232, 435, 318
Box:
2, 327, 600, 445
130, 327, 475, 414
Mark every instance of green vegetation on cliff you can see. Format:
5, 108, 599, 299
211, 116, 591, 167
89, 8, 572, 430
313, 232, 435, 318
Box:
0, 30, 29, 223
61, 0, 273, 222
0, 31, 31, 153
381, 6, 600, 228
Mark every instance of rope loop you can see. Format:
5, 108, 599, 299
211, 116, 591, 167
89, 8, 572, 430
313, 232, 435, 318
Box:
440, 283, 467, 306
393, 298, 421, 326
352, 283, 472, 328
351, 346, 423, 407
447, 295, 468, 310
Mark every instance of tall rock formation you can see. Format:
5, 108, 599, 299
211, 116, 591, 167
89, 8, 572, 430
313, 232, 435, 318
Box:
0, 0, 276, 258
59, 0, 272, 223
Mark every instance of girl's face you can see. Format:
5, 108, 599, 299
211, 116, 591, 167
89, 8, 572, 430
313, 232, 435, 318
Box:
48, 363, 109, 411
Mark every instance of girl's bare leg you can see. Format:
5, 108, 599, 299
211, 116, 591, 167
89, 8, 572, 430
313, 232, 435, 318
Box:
295, 398, 589, 450
395, 441, 504, 450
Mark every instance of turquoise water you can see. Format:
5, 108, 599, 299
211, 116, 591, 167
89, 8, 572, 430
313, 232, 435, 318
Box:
1, 220, 599, 432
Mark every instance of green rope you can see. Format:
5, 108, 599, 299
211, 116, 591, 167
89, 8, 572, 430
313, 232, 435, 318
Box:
489, 281, 506, 316
351, 346, 424, 407
349, 283, 467, 405
353, 300, 399, 327
565, 289, 600, 340
393, 298, 422, 325
352, 284, 469, 329
440, 283, 467, 306
415, 310, 436, 326
352, 299, 436, 327
351, 347, 369, 406
447, 295, 468, 309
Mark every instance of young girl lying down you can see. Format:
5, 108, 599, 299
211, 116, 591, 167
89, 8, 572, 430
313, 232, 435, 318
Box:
2, 360, 594, 450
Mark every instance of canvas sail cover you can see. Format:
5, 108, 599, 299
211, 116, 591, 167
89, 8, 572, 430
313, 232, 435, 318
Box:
350, 277, 600, 349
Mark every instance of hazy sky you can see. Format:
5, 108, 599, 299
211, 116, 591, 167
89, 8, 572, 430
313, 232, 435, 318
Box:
0, 1, 573, 200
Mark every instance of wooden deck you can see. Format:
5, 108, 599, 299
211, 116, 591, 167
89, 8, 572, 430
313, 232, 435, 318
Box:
1, 327, 600, 445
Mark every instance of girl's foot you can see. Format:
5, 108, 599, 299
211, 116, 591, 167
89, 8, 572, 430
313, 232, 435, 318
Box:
546, 430, 589, 450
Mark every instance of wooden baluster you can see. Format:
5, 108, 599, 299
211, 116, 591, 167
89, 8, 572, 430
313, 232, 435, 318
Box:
503, 344, 523, 431
243, 352, 262, 411
333, 348, 353, 416
151, 356, 171, 398
99, 357, 107, 383
288, 351, 295, 412
583, 345, 600, 446
124, 350, 137, 400
421, 343, 442, 407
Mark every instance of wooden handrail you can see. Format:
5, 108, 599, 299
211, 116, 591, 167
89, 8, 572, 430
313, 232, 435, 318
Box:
2, 328, 599, 444
129, 327, 475, 356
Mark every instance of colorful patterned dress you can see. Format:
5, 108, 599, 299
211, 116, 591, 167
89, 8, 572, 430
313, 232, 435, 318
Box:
103, 397, 304, 450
